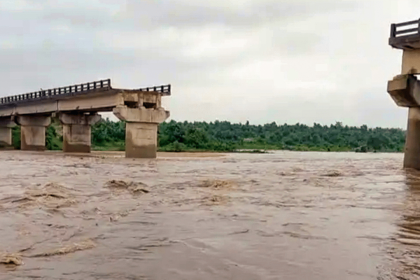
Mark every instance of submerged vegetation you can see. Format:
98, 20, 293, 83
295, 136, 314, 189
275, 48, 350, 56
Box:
11, 119, 406, 153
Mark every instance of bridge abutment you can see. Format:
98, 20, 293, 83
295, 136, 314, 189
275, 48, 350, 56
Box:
59, 113, 101, 153
0, 118, 16, 148
16, 116, 51, 151
113, 106, 169, 158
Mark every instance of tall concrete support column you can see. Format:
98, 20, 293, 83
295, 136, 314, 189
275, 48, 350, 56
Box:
0, 117, 16, 148
16, 115, 51, 151
125, 122, 158, 158
113, 106, 170, 158
59, 113, 101, 153
404, 107, 420, 169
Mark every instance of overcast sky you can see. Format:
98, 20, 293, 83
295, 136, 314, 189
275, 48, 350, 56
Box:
0, 0, 418, 128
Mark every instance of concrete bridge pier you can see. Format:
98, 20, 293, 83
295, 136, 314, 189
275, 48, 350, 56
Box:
0, 117, 16, 148
387, 19, 420, 169
113, 106, 170, 158
59, 113, 101, 153
404, 107, 420, 169
16, 115, 51, 151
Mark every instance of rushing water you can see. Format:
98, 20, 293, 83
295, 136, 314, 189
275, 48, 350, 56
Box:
0, 150, 419, 279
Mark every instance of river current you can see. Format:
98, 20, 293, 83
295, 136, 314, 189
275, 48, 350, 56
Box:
0, 150, 418, 279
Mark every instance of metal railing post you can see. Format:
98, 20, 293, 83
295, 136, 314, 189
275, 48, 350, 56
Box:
391, 23, 396, 38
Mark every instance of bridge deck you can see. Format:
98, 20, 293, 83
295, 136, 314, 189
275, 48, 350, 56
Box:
0, 79, 171, 117
389, 19, 420, 50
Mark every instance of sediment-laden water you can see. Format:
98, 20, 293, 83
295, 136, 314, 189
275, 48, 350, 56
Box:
0, 150, 418, 279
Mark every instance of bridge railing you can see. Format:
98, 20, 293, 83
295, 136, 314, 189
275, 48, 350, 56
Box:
138, 84, 171, 95
0, 79, 112, 105
390, 19, 420, 39
0, 80, 171, 106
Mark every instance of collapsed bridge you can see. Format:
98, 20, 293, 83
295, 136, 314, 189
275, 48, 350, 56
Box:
0, 79, 170, 158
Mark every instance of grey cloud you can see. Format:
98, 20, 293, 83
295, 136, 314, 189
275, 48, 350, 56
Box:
9, 0, 359, 31
123, 0, 358, 29
0, 0, 341, 64
0, 44, 245, 95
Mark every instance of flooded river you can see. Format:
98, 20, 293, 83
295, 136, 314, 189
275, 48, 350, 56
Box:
0, 150, 419, 279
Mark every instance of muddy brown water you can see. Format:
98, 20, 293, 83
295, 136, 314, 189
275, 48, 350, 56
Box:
0, 150, 419, 279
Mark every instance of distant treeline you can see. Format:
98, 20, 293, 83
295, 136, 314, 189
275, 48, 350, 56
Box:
11, 119, 406, 153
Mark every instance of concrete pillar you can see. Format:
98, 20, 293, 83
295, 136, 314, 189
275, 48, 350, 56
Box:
125, 122, 158, 158
404, 107, 420, 169
0, 118, 16, 148
59, 113, 101, 153
113, 106, 169, 158
16, 115, 51, 151
402, 49, 420, 75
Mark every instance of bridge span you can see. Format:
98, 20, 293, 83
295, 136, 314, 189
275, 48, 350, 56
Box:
0, 79, 170, 158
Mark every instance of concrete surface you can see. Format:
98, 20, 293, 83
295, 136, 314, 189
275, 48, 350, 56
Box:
402, 49, 420, 74
114, 105, 170, 159
404, 107, 420, 169
16, 116, 51, 151
0, 118, 16, 147
387, 74, 420, 107
60, 113, 101, 153
125, 122, 158, 158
